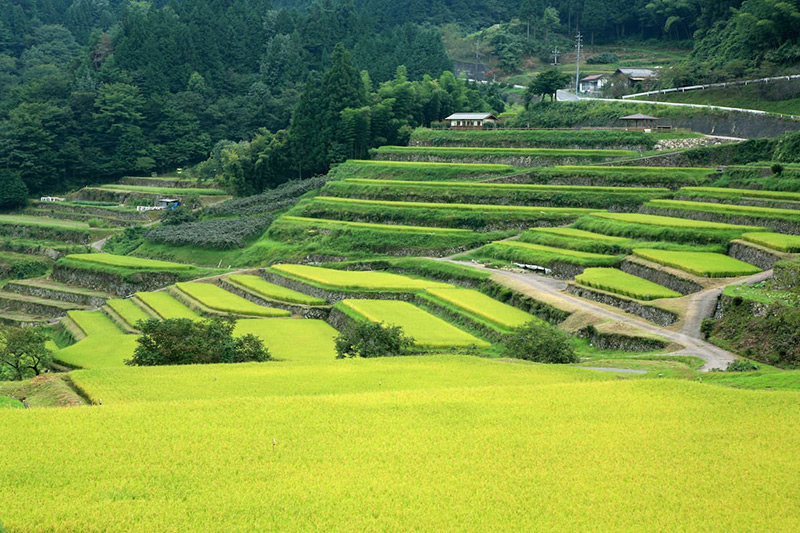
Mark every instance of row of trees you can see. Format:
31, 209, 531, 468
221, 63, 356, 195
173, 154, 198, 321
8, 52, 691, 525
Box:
202, 45, 504, 196
0, 0, 454, 198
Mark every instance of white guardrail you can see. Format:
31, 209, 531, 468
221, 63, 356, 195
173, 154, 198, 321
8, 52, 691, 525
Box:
136, 206, 166, 212
622, 74, 800, 99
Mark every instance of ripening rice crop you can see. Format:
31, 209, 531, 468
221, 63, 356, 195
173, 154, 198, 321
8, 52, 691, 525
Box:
678, 187, 800, 202
372, 145, 637, 157
68, 310, 125, 337
575, 268, 682, 300
479, 240, 621, 267
233, 319, 338, 362
742, 232, 800, 252
338, 299, 490, 348
277, 215, 470, 233
423, 287, 539, 330
526, 227, 631, 243
106, 298, 153, 328
633, 249, 762, 277
4, 358, 800, 531
271, 264, 453, 291
175, 283, 291, 317
65, 253, 194, 270
312, 196, 597, 214
55, 310, 136, 369
645, 199, 800, 223
591, 212, 762, 230
227, 274, 326, 305
135, 292, 202, 320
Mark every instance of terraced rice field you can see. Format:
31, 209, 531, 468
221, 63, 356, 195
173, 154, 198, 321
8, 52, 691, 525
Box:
423, 288, 539, 330
4, 358, 800, 531
135, 292, 201, 320
526, 227, 631, 243
646, 199, 800, 221
55, 310, 136, 369
227, 274, 326, 305
331, 160, 517, 181
271, 264, 452, 291
742, 232, 800, 252
679, 187, 800, 202
277, 216, 470, 233
98, 184, 228, 196
633, 249, 762, 277
311, 196, 597, 214
591, 212, 763, 230
175, 283, 291, 317
106, 299, 152, 327
234, 319, 338, 362
65, 253, 194, 270
479, 241, 621, 267
338, 299, 490, 348
372, 146, 637, 158
0, 214, 91, 229
575, 268, 682, 300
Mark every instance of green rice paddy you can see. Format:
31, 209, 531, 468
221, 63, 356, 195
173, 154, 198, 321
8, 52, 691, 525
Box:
135, 292, 202, 320
575, 268, 682, 300
227, 274, 326, 305
175, 283, 291, 317
741, 232, 800, 252
271, 264, 452, 291
633, 249, 762, 277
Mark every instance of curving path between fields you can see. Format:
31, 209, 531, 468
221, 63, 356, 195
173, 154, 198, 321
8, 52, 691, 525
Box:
441, 259, 755, 371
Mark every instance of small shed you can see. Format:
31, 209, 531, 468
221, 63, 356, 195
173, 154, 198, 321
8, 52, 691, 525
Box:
444, 113, 499, 129
619, 114, 659, 131
614, 68, 656, 87
579, 74, 608, 94
157, 198, 181, 210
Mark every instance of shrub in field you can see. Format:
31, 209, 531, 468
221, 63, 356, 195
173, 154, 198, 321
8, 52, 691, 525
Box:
726, 360, 760, 372
335, 321, 414, 359
0, 326, 52, 381
126, 318, 271, 366
160, 206, 197, 226
144, 215, 272, 248
502, 322, 577, 364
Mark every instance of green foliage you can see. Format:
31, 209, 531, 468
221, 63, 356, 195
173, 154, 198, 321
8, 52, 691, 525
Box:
525, 69, 572, 105
335, 321, 414, 359
0, 326, 52, 381
204, 175, 330, 218
586, 52, 619, 64
726, 360, 760, 372
0, 252, 51, 280
327, 160, 516, 182
127, 318, 271, 366
0, 170, 28, 209
373, 146, 635, 160
64, 253, 194, 271
102, 226, 145, 255
503, 322, 578, 364
159, 206, 197, 226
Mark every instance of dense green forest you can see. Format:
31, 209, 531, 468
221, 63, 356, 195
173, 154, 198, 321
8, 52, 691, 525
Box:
1, 0, 798, 200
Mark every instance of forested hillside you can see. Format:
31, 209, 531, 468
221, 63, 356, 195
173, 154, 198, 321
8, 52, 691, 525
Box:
1, 0, 799, 201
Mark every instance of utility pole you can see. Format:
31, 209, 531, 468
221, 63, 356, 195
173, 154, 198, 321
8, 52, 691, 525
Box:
552, 47, 560, 66
574, 32, 583, 95
474, 39, 481, 81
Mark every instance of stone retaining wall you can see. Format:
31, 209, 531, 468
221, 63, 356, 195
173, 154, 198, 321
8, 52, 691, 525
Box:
52, 263, 179, 297
566, 284, 678, 326
0, 294, 73, 319
620, 258, 702, 295
4, 282, 108, 307
482, 280, 570, 324
577, 327, 667, 352
728, 241, 784, 270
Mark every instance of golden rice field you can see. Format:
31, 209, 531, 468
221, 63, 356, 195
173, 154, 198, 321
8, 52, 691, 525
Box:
2, 356, 800, 531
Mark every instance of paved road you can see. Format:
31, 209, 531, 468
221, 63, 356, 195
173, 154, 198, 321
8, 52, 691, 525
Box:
444, 260, 742, 371
556, 90, 580, 102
